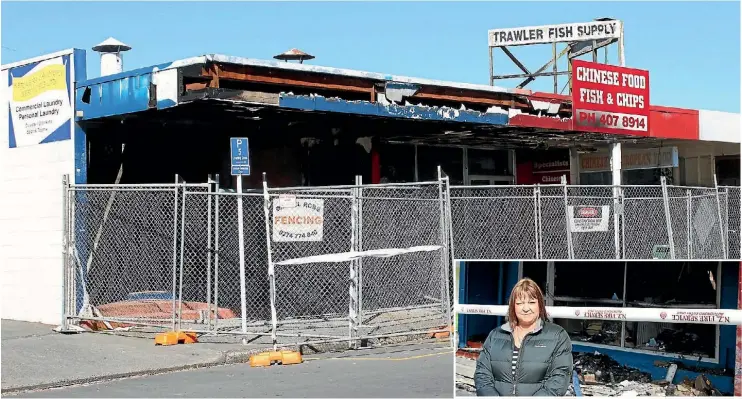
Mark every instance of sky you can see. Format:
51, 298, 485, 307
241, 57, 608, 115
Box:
2, 1, 740, 112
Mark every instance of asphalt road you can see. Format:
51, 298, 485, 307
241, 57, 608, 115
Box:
10, 343, 454, 398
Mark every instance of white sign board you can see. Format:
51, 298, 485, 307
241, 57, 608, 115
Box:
488, 20, 622, 47
7, 55, 72, 148
580, 147, 679, 173
272, 197, 324, 242
568, 205, 610, 232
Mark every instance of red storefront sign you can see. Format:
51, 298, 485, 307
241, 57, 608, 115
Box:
572, 60, 650, 136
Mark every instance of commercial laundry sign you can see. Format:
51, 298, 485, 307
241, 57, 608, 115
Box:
568, 205, 610, 232
6, 55, 73, 148
273, 196, 324, 242
572, 60, 650, 136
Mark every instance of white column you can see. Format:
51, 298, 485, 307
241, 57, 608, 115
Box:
611, 143, 622, 258
611, 143, 622, 185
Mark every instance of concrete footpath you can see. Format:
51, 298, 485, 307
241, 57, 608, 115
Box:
1, 319, 450, 395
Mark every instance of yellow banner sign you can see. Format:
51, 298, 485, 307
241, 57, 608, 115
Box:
12, 64, 67, 102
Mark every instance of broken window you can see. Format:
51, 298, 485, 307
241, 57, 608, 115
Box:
378, 142, 415, 183
623, 262, 719, 359
467, 149, 512, 177
551, 262, 625, 347
546, 261, 721, 360
417, 145, 464, 184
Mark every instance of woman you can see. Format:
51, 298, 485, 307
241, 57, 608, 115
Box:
474, 278, 573, 396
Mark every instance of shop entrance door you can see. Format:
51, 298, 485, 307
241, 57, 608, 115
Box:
468, 175, 513, 185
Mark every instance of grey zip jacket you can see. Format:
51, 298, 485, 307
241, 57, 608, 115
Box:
474, 319, 573, 396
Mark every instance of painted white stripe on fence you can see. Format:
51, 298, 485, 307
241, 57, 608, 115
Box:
455, 304, 742, 326
274, 245, 442, 266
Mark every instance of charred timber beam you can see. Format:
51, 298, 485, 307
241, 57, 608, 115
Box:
203, 62, 374, 94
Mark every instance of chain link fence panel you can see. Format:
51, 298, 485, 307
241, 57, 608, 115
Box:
69, 185, 183, 328
723, 186, 741, 260
449, 183, 740, 260
63, 178, 738, 344
358, 183, 450, 338
450, 186, 539, 260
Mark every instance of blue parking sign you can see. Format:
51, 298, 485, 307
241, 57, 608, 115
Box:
230, 137, 251, 176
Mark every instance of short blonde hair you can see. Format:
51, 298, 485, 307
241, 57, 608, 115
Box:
507, 278, 547, 328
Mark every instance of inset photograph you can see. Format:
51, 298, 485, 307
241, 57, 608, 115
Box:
455, 261, 740, 397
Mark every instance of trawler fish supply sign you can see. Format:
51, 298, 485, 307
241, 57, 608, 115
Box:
488, 20, 622, 47
7, 55, 72, 148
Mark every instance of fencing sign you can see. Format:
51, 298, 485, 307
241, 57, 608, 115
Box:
272, 196, 324, 242
230, 137, 251, 176
572, 60, 650, 136
568, 205, 610, 232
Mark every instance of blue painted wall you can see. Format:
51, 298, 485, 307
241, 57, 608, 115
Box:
71, 49, 88, 313
459, 261, 519, 346
719, 262, 739, 371
279, 94, 509, 125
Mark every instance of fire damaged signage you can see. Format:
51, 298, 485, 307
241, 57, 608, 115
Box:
571, 60, 650, 136
272, 196, 324, 242
488, 20, 622, 47
567, 205, 610, 232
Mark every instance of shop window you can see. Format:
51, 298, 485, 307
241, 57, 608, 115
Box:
552, 262, 625, 347
624, 262, 718, 359
468, 149, 512, 176
546, 261, 721, 360
580, 168, 674, 185
522, 261, 547, 296
623, 168, 674, 185
417, 146, 464, 184
554, 262, 624, 301
716, 156, 740, 186
580, 171, 612, 185
379, 143, 415, 183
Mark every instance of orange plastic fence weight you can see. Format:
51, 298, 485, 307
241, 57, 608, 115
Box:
249, 353, 272, 367
280, 351, 303, 365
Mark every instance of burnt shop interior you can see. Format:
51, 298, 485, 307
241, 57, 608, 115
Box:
458, 261, 738, 375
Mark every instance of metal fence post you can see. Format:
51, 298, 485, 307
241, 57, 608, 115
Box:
660, 176, 676, 259
536, 185, 543, 259
686, 189, 692, 259
357, 175, 364, 341
171, 174, 181, 331
177, 177, 188, 331
620, 187, 626, 259
348, 175, 360, 349
437, 167, 453, 347
615, 185, 623, 259
262, 173, 278, 350
561, 176, 574, 260
532, 186, 540, 259
444, 175, 456, 349
213, 174, 221, 334
714, 174, 729, 259
206, 175, 213, 333
61, 174, 70, 330
444, 176, 456, 307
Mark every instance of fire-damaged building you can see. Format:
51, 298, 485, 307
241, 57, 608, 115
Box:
1, 34, 740, 396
